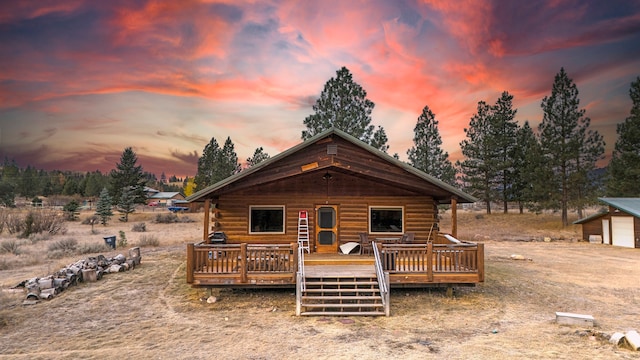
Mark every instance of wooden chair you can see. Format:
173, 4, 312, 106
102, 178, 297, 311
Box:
359, 232, 372, 255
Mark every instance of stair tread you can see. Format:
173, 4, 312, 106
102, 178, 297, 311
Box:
300, 311, 386, 316
304, 281, 378, 286
302, 303, 384, 308
302, 295, 381, 300
303, 288, 380, 293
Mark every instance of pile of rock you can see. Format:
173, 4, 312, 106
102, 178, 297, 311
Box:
17, 247, 141, 304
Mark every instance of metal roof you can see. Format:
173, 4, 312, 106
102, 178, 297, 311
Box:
150, 192, 182, 199
186, 127, 477, 204
598, 197, 640, 218
573, 211, 607, 224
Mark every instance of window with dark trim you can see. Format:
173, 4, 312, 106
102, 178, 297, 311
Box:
249, 206, 285, 234
369, 206, 403, 233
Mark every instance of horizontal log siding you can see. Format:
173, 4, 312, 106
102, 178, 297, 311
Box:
212, 195, 437, 247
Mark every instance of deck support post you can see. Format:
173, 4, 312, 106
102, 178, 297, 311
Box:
446, 284, 453, 298
427, 242, 433, 282
451, 197, 458, 238
240, 243, 248, 283
186, 243, 194, 284
477, 243, 485, 282
203, 199, 211, 242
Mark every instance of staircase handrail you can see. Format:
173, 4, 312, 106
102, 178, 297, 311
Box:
372, 241, 389, 307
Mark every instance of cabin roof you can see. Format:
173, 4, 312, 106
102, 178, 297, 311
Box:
598, 197, 640, 218
186, 127, 477, 204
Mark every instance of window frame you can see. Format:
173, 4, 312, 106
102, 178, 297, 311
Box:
249, 205, 286, 234
368, 206, 405, 234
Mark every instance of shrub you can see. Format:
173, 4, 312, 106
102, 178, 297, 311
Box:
154, 213, 179, 224
47, 238, 78, 253
5, 213, 24, 235
82, 215, 100, 225
131, 222, 146, 232
118, 230, 127, 248
137, 234, 160, 247
28, 233, 52, 244
77, 242, 111, 255
0, 240, 21, 255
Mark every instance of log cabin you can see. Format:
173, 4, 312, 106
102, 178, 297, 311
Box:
185, 128, 484, 316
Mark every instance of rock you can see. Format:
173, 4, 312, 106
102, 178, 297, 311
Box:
544, 237, 552, 242
207, 296, 217, 304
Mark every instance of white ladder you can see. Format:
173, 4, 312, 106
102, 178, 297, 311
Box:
298, 210, 310, 253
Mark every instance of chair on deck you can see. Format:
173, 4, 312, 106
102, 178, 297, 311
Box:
401, 232, 415, 243
359, 232, 372, 255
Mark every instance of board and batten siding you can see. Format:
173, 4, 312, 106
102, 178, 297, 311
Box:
210, 194, 437, 247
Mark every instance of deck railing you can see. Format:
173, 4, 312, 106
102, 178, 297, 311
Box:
379, 240, 484, 282
186, 243, 298, 284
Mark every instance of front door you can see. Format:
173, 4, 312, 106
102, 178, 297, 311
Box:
315, 205, 338, 253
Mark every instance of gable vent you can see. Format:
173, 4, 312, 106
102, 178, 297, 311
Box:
327, 144, 338, 155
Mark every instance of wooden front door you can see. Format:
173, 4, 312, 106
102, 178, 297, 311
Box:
315, 205, 338, 253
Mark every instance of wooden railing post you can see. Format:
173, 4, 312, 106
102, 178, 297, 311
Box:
427, 242, 433, 282
477, 243, 485, 282
203, 199, 210, 242
240, 243, 247, 283
451, 197, 458, 238
186, 243, 194, 283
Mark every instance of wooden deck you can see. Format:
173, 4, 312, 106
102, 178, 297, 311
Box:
186, 241, 484, 288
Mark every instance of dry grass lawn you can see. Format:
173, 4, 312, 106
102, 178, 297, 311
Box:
1, 209, 639, 359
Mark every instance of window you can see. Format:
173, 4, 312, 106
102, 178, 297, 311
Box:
249, 206, 285, 234
369, 206, 403, 233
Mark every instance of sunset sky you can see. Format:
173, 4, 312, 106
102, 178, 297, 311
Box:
1, 0, 639, 178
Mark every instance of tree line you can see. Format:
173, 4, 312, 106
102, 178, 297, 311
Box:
1, 67, 639, 227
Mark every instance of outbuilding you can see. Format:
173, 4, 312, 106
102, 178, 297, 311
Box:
574, 197, 640, 248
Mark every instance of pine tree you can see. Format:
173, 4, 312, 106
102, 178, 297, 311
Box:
301, 66, 388, 151
511, 121, 546, 213
110, 147, 147, 206
490, 91, 519, 213
117, 187, 136, 222
538, 68, 605, 226
607, 77, 640, 197
407, 105, 456, 184
246, 147, 270, 167
195, 136, 241, 191
96, 187, 113, 226
457, 101, 498, 213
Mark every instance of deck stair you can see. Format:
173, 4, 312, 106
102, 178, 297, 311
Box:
298, 263, 386, 316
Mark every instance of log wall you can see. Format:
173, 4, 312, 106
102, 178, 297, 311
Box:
209, 194, 438, 249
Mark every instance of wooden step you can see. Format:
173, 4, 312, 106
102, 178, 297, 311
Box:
302, 295, 381, 301
303, 288, 379, 294
300, 311, 386, 316
304, 281, 378, 286
302, 303, 384, 309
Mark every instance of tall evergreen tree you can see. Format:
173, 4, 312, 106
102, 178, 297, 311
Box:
490, 91, 519, 213
18, 166, 39, 198
538, 68, 605, 226
607, 77, 640, 197
194, 136, 241, 191
246, 147, 270, 168
95, 187, 113, 226
109, 147, 147, 206
117, 187, 136, 222
457, 101, 497, 213
301, 66, 388, 151
407, 105, 456, 184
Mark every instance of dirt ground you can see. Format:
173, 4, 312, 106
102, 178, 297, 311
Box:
1, 209, 639, 359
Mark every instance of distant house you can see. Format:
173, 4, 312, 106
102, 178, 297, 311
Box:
574, 197, 640, 248
148, 191, 185, 207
